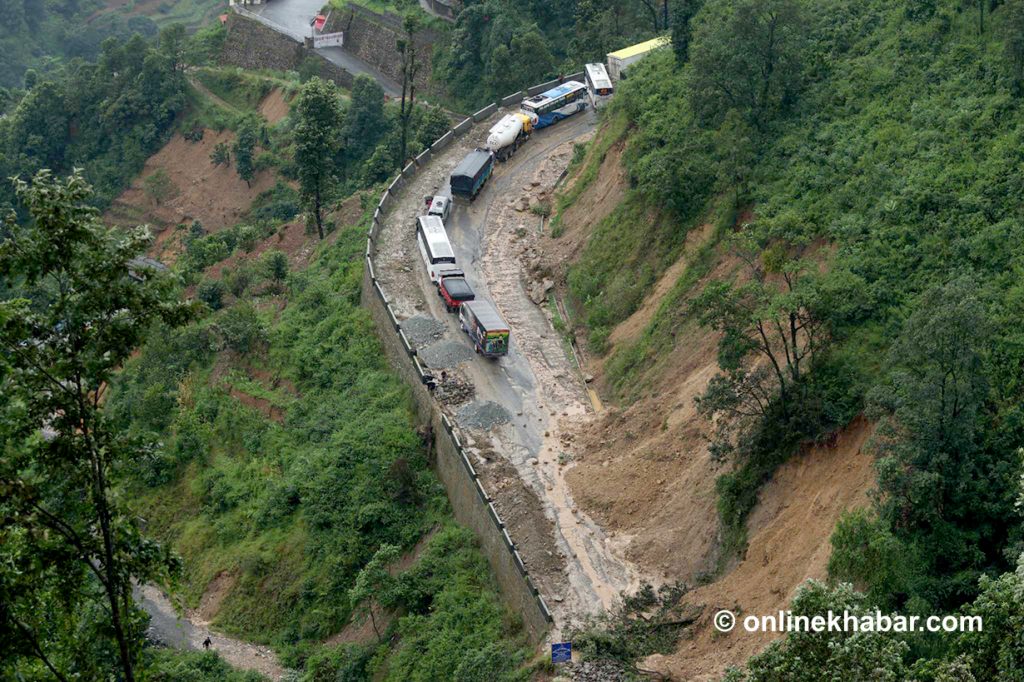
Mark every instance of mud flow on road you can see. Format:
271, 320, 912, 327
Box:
374, 107, 642, 630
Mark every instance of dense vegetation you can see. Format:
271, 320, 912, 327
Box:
0, 27, 188, 209
109, 195, 531, 678
1, 171, 199, 681
0, 0, 223, 88
0, 18, 530, 679
431, 0, 664, 108
556, 0, 1024, 675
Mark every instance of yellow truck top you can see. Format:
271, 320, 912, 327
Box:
607, 36, 670, 61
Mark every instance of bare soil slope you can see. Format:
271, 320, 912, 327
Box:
648, 417, 876, 680
106, 129, 277, 235
548, 135, 880, 675
258, 88, 291, 124
547, 151, 731, 582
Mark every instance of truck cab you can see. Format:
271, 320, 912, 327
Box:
438, 269, 475, 312
427, 195, 451, 222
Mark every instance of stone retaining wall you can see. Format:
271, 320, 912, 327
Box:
324, 3, 439, 94
220, 13, 354, 88
361, 73, 583, 644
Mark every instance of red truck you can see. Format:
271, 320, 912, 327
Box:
437, 269, 475, 313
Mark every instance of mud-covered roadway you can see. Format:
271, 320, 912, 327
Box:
374, 106, 642, 633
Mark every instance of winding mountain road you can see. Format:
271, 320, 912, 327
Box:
375, 108, 644, 631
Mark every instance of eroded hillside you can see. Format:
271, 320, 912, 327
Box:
536, 111, 879, 677
540, 4, 1024, 679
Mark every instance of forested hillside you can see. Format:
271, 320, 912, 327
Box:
0, 0, 221, 89
553, 0, 1024, 677
0, 21, 531, 680
432, 0, 663, 107
6, 0, 1024, 678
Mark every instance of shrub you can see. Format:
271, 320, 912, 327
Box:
197, 278, 225, 310
224, 263, 257, 298
262, 250, 289, 283
210, 141, 231, 167
217, 302, 267, 354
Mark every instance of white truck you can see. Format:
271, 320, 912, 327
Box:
486, 112, 537, 161
606, 36, 670, 81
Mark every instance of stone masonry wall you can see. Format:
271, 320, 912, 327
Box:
220, 14, 354, 88
324, 3, 438, 94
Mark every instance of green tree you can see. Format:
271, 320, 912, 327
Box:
1002, 0, 1024, 94
216, 301, 266, 354
713, 108, 755, 209
670, 0, 702, 61
0, 171, 196, 681
158, 24, 188, 75
397, 13, 421, 165
944, 546, 1024, 680
261, 249, 288, 286
723, 581, 910, 681
294, 77, 343, 240
210, 141, 230, 167
691, 238, 826, 458
233, 116, 258, 188
635, 0, 668, 31
349, 544, 402, 641
689, 0, 807, 128
197, 278, 225, 310
346, 74, 386, 163
828, 508, 917, 609
865, 276, 1006, 609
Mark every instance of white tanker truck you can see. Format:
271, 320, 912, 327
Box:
486, 112, 537, 161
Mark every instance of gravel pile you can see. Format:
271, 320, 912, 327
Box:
401, 315, 446, 349
419, 339, 476, 368
436, 376, 475, 406
457, 400, 512, 430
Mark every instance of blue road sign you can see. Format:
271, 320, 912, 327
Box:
551, 641, 572, 663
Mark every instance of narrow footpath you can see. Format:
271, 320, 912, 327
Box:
136, 584, 287, 680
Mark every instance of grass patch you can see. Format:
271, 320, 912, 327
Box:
194, 67, 276, 113
549, 109, 629, 238
602, 200, 733, 403
566, 193, 702, 354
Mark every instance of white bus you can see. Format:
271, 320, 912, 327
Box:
584, 63, 614, 108
521, 80, 588, 128
416, 215, 457, 284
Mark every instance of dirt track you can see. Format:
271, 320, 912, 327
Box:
137, 584, 287, 679
374, 108, 645, 630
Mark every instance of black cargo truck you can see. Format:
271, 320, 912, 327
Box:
450, 148, 495, 202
